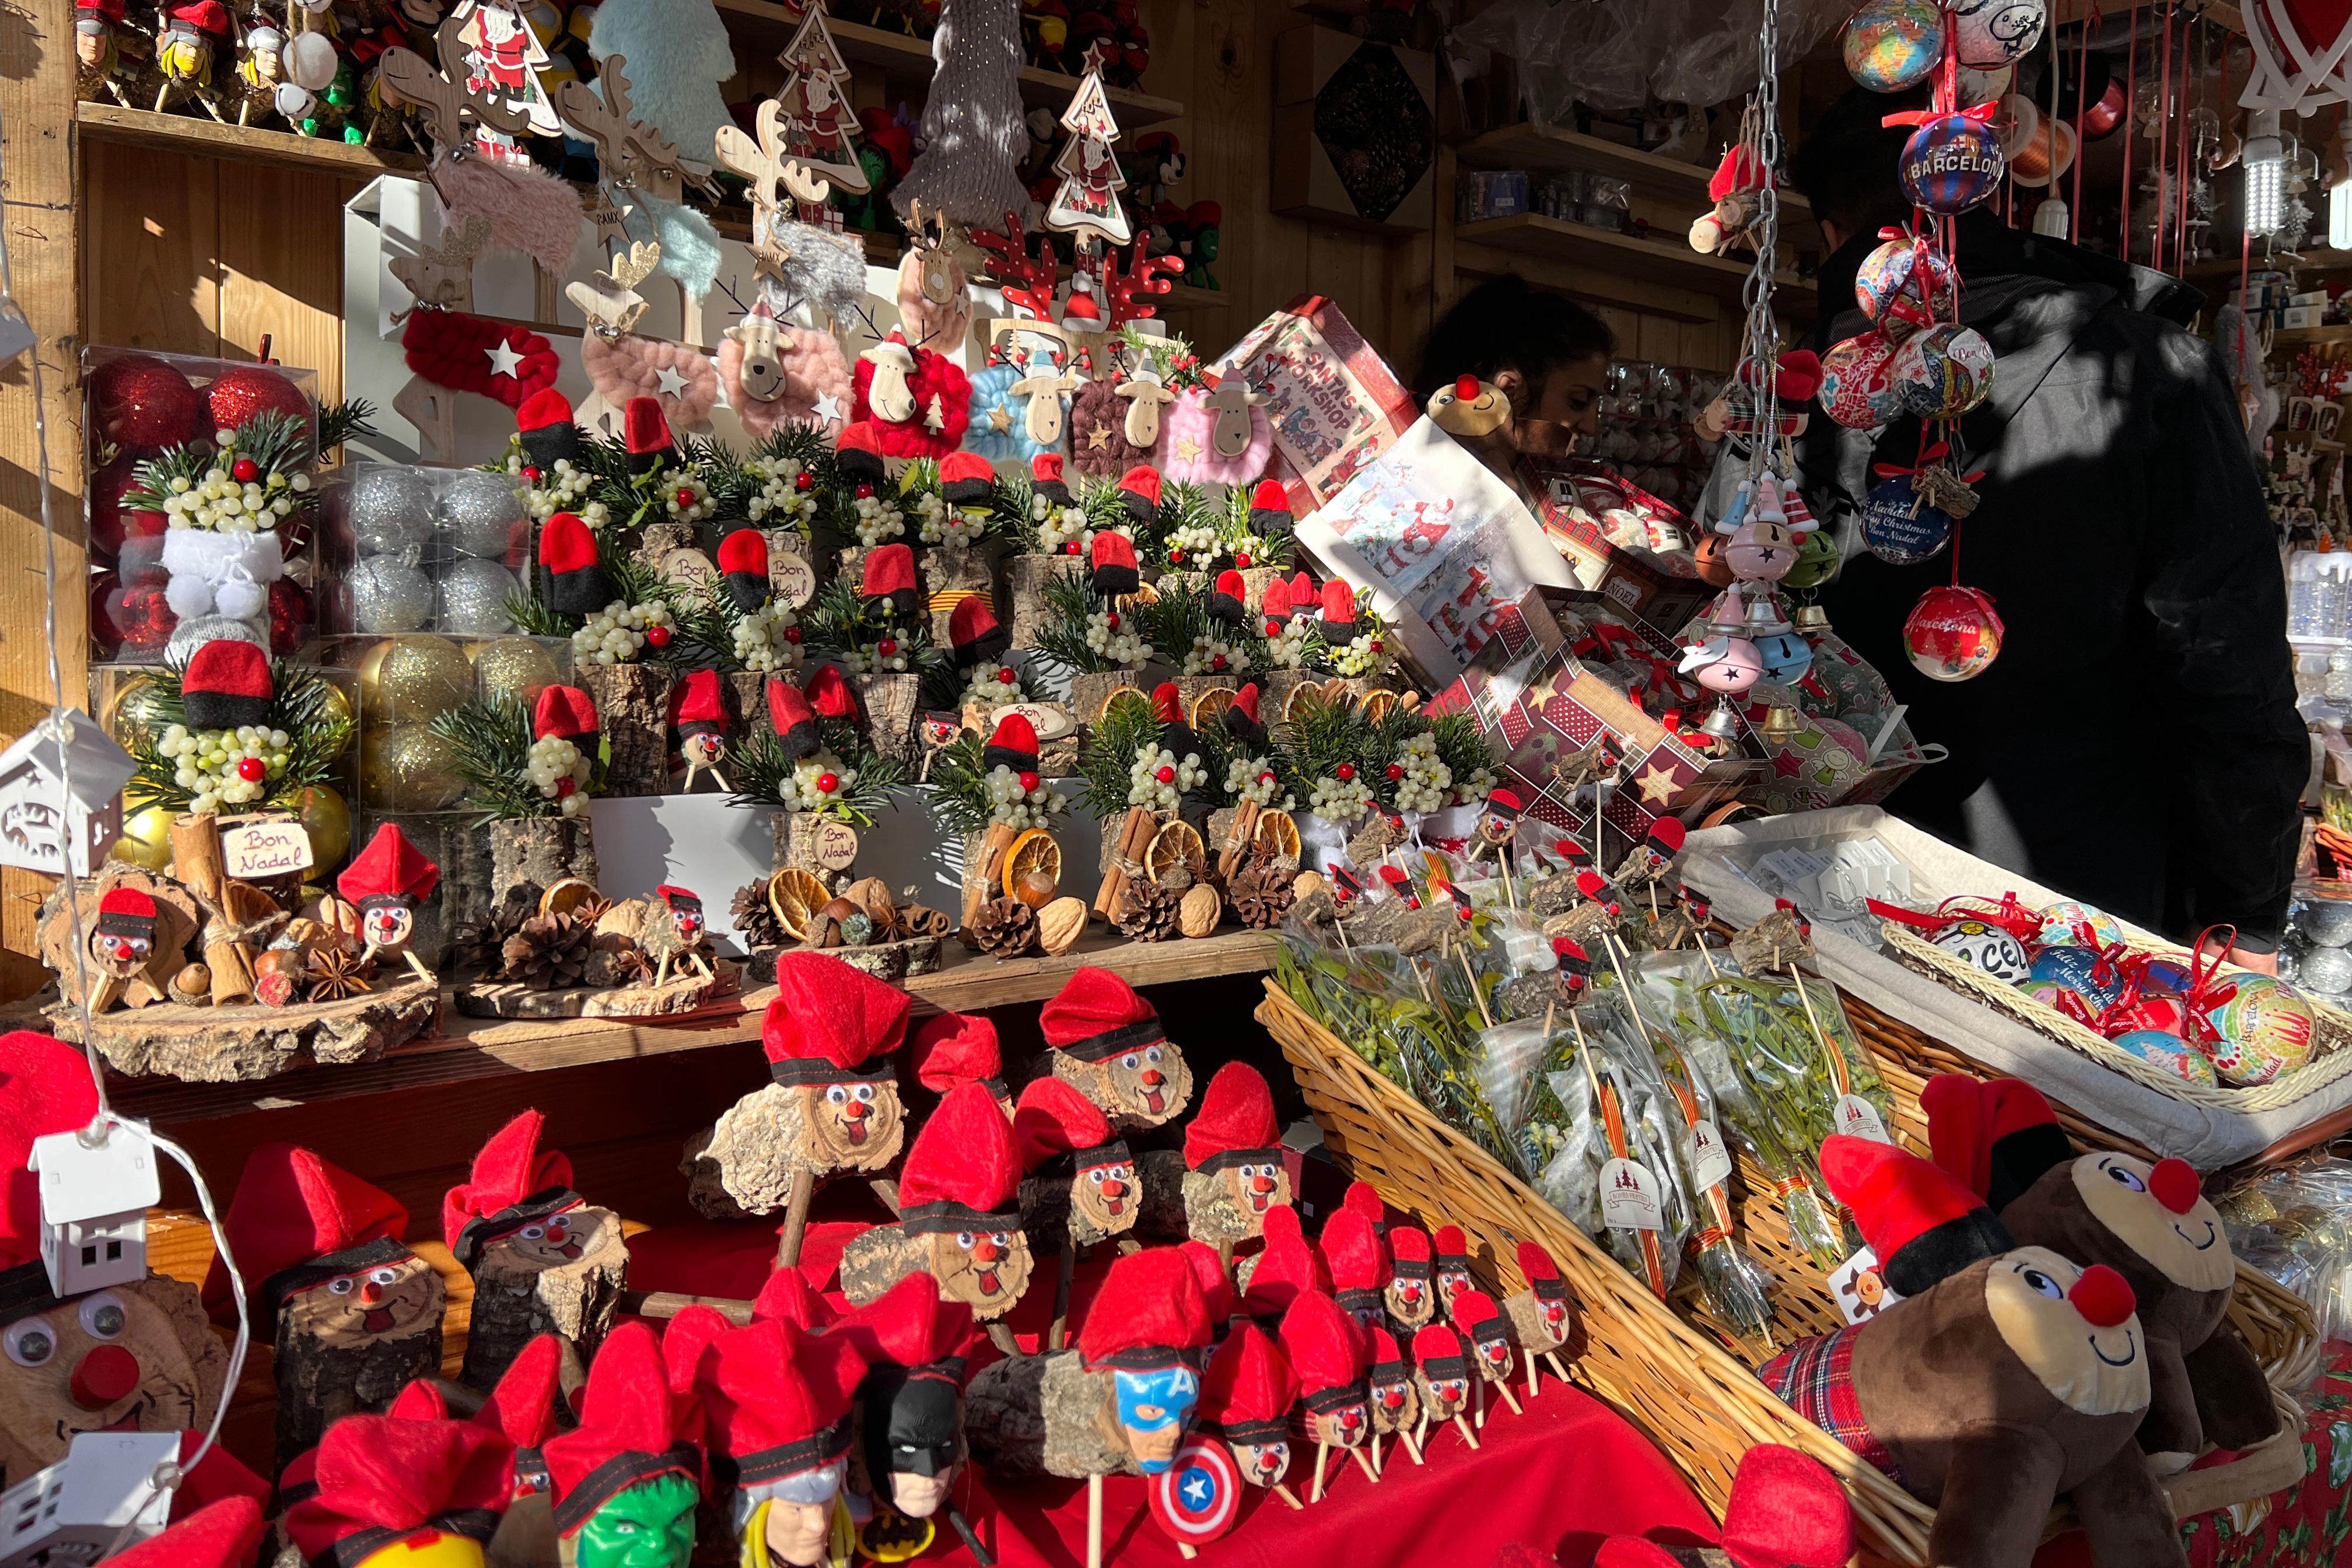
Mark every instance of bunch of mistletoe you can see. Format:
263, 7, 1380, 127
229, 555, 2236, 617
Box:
1027, 564, 1154, 676
729, 710, 905, 827
124, 653, 352, 817
1272, 691, 1494, 826
802, 574, 934, 675
430, 692, 607, 825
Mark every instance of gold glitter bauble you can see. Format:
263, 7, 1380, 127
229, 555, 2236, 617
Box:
471, 636, 562, 707
292, 782, 353, 869
358, 635, 471, 728
316, 681, 355, 759
101, 674, 172, 752
362, 724, 467, 811
109, 803, 176, 872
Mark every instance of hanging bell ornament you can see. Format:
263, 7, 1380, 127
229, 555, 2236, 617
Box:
1742, 593, 1794, 636
1793, 603, 1832, 632
1693, 532, 1737, 586
1758, 703, 1805, 742
1726, 517, 1798, 582
1699, 698, 1746, 738
1904, 584, 2005, 681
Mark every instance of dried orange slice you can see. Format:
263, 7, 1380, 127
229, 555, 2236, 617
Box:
538, 877, 601, 919
766, 867, 832, 943
1253, 808, 1303, 860
1098, 685, 1149, 724
1357, 688, 1398, 723
1189, 685, 1237, 729
1001, 828, 1063, 904
1146, 819, 1208, 883
1119, 582, 1161, 611
1281, 682, 1321, 722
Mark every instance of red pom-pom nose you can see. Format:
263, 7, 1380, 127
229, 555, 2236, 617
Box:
972, 1236, 1002, 1264
2070, 1264, 2137, 1328
2149, 1158, 2202, 1216
1453, 374, 1480, 400
71, 1345, 141, 1410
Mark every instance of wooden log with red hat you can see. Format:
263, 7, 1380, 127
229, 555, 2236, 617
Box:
692, 953, 910, 1255
1013, 1074, 1138, 1352
1279, 1288, 1377, 1499
1200, 1320, 1306, 1507
444, 1110, 628, 1392
1452, 1289, 1524, 1423
474, 685, 604, 907
1040, 967, 1195, 1132
1364, 1326, 1422, 1471
339, 822, 440, 985
1181, 1062, 1290, 1255
208, 1142, 446, 1468
667, 668, 735, 795
1500, 1239, 1581, 1394
839, 1082, 1034, 1325
1410, 1321, 1480, 1455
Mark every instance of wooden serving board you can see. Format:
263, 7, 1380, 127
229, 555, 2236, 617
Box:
44, 977, 441, 1082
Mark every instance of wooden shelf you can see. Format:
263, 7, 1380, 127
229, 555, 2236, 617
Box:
1454, 213, 1812, 321
1454, 121, 1809, 215
75, 100, 426, 175
714, 1, 1184, 127
106, 928, 1279, 1124
2274, 324, 2352, 346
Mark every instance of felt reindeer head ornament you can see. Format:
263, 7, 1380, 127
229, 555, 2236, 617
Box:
338, 822, 439, 965
442, 1110, 616, 1278
1181, 1063, 1290, 1247
1324, 1208, 1390, 1328
1079, 1248, 1214, 1475
282, 1409, 515, 1568
894, 1082, 1034, 1318
1200, 1321, 1297, 1490
1758, 1135, 2178, 1568
1384, 1224, 1436, 1331
1040, 967, 1194, 1130
1922, 1074, 2276, 1468
1115, 362, 1175, 449
852, 330, 971, 459
1432, 1226, 1474, 1318
911, 1010, 1010, 1110
541, 1321, 702, 1568
1238, 1206, 1326, 1321
698, 1313, 867, 1568
760, 952, 911, 1174
1016, 1074, 1136, 1247
1279, 1290, 1370, 1450
1591, 1443, 1855, 1568
835, 1274, 975, 1531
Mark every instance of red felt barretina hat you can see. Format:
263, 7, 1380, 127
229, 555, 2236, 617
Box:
860, 542, 921, 620
766, 677, 821, 761
1183, 1062, 1280, 1172
1178, 1238, 1236, 1325
533, 684, 598, 747
1013, 1074, 1117, 1172
1079, 1246, 1212, 1371
949, 595, 1011, 667
716, 528, 771, 612
1342, 1180, 1387, 1233
1433, 1224, 1470, 1270
761, 951, 909, 1085
1368, 1326, 1409, 1387
895, 1082, 1022, 1231
1818, 1134, 2014, 1298
108, 1495, 266, 1568
1259, 576, 1294, 634
699, 1315, 865, 1487
1223, 681, 1267, 751
1276, 1289, 1366, 1415
1030, 450, 1072, 505
339, 822, 439, 908
537, 512, 610, 615
1387, 1224, 1432, 1276
1040, 966, 1163, 1063
1088, 528, 1140, 597
983, 711, 1039, 775
1200, 1321, 1296, 1446
477, 1332, 569, 1454
623, 395, 675, 475
181, 638, 273, 730
1151, 680, 1202, 760
912, 1010, 1003, 1098
668, 667, 727, 738
541, 1320, 699, 1534
1455, 1288, 1508, 1353
1238, 1205, 1326, 1319
834, 1271, 974, 1371
516, 387, 583, 470
1248, 479, 1293, 534
1412, 1322, 1468, 1380
442, 1109, 581, 1265
206, 1143, 414, 1323
1714, 1442, 1857, 1568
1516, 1240, 1566, 1301
284, 1412, 514, 1568
1116, 464, 1163, 525
803, 663, 860, 722
1210, 569, 1248, 628
751, 1266, 836, 1331
940, 450, 995, 506
661, 1304, 728, 1461
1645, 817, 1686, 858
1322, 1206, 1390, 1300
0, 1030, 102, 1273
835, 421, 886, 484
1318, 579, 1360, 637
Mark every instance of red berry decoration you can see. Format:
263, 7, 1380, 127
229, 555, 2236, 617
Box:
1265, 620, 1281, 636
783, 625, 803, 645
91, 355, 202, 447
1156, 765, 1176, 783
856, 483, 876, 499
1105, 612, 1119, 630
232, 457, 261, 484
1168, 548, 1185, 564
1064, 541, 1080, 555
1370, 639, 1385, 653
645, 624, 672, 649
1019, 771, 1041, 792
796, 471, 814, 491
878, 638, 898, 657
1258, 771, 1276, 786
1387, 763, 1405, 780
236, 757, 267, 782
817, 772, 840, 794
676, 487, 696, 507
1236, 553, 1252, 568
996, 667, 1017, 684
205, 365, 311, 435
1336, 763, 1356, 782
555, 776, 576, 797
522, 465, 542, 482
1211, 654, 1227, 671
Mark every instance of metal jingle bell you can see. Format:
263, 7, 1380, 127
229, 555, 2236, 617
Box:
1699, 698, 1745, 738
1758, 704, 1805, 742
1793, 603, 1831, 632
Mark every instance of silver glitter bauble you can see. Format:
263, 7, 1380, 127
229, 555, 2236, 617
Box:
2301, 943, 2352, 996
435, 470, 528, 560
348, 465, 436, 559
2304, 897, 2352, 947
436, 556, 519, 634
164, 612, 266, 664
350, 555, 435, 633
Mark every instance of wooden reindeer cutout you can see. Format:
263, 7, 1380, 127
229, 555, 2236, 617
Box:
903, 205, 964, 309
715, 98, 832, 288
388, 215, 496, 460
567, 242, 661, 340
861, 335, 921, 424
725, 299, 789, 404
556, 55, 687, 206
1116, 360, 1175, 449
378, 11, 537, 156
1011, 345, 1082, 447
1203, 375, 1270, 460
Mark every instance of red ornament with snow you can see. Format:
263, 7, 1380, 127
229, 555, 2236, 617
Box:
1903, 584, 2004, 681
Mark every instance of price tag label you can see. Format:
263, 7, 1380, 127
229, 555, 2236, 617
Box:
220, 818, 313, 880
810, 818, 860, 872
1598, 1157, 1664, 1231
1828, 1244, 1904, 1324
1690, 1118, 1732, 1191
769, 545, 817, 609
1833, 1094, 1892, 1144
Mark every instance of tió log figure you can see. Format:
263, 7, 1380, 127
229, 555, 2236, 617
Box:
1038, 967, 1194, 1130
1181, 1063, 1290, 1250
338, 822, 440, 984
838, 1083, 1033, 1321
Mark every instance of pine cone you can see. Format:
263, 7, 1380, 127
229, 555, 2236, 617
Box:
502, 912, 593, 990
1114, 878, 1181, 942
731, 878, 786, 951
449, 911, 510, 978
1228, 846, 1298, 930
968, 896, 1039, 958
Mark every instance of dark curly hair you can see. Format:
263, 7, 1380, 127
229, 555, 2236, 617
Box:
1412, 275, 1614, 405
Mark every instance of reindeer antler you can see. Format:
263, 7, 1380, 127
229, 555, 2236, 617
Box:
379, 12, 536, 151
1102, 242, 1183, 326
971, 208, 1058, 322
556, 55, 685, 198
565, 240, 662, 337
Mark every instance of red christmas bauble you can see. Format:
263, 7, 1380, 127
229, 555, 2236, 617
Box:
90, 355, 201, 447
232, 458, 261, 483
206, 365, 311, 436
817, 772, 840, 793
783, 625, 803, 645
996, 667, 1016, 684
1903, 584, 2004, 682
1156, 764, 1176, 783
1168, 548, 1185, 564
1064, 541, 1080, 554
556, 776, 576, 797
268, 578, 311, 656
1211, 654, 1227, 670
1386, 763, 1404, 780
1370, 639, 1384, 653
87, 451, 164, 568
1336, 763, 1356, 781
796, 471, 814, 492
878, 638, 899, 657
92, 576, 174, 653
237, 757, 267, 782
1264, 620, 1280, 636
1258, 771, 1275, 786
646, 624, 673, 649
1019, 771, 1041, 792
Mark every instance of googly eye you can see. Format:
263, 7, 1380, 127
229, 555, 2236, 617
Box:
956, 1232, 975, 1250
520, 1224, 546, 1240
1087, 1169, 1107, 1184
79, 1293, 127, 1340
1111, 1165, 1132, 1181
368, 1266, 400, 1286
1145, 1046, 1162, 1063
853, 1083, 876, 1103
4, 1319, 56, 1367
2106, 1166, 2148, 1194
2021, 1267, 2065, 1300
1120, 1053, 1140, 1069
327, 1276, 356, 1295
991, 1233, 1010, 1248
826, 1085, 849, 1104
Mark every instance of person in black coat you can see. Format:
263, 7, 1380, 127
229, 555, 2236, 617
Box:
1781, 88, 2307, 966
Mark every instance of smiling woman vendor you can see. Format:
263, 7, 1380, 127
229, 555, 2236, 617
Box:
1413, 274, 1614, 460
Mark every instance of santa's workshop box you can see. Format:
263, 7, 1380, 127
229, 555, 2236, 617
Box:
1214, 295, 1420, 515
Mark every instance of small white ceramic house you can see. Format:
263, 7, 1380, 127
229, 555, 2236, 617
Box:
29, 1119, 158, 1298
0, 1431, 176, 1568
0, 712, 135, 879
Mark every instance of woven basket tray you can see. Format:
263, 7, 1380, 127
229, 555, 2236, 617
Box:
1257, 980, 2320, 1565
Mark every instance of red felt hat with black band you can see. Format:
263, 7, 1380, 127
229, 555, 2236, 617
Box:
1388, 1224, 1432, 1283
1342, 1180, 1387, 1233
205, 1142, 415, 1323
167, 0, 230, 32
940, 451, 995, 507
699, 1315, 865, 1490
1151, 680, 1203, 762
1200, 1321, 1296, 1446
477, 1332, 569, 1458
1248, 479, 1294, 537
1819, 1133, 2014, 1298
1179, 1238, 1236, 1326
541, 1320, 701, 1535
284, 1412, 514, 1568
339, 822, 439, 908
0, 1031, 102, 1275
1209, 570, 1248, 628
1040, 966, 1164, 1063
1712, 1443, 1857, 1568
982, 711, 1039, 775
1483, 787, 1523, 822
533, 685, 599, 749
624, 396, 676, 476
111, 1495, 267, 1568
803, 663, 860, 722
912, 1010, 1005, 1099
761, 951, 909, 1086
860, 542, 922, 621
1322, 1206, 1390, 1317
1517, 1240, 1568, 1306
1456, 1289, 1510, 1363
1183, 1062, 1280, 1172
949, 595, 1012, 667
895, 1081, 1022, 1233
1030, 452, 1072, 507
716, 528, 771, 612
1920, 1073, 2077, 1216
1013, 1075, 1125, 1174
1553, 937, 1592, 979
660, 1304, 728, 1462
1645, 817, 1686, 859
516, 388, 583, 471
1079, 1245, 1212, 1371
1259, 576, 1294, 635
1412, 1321, 1469, 1380
835, 1271, 974, 1372
1278, 1289, 1366, 1417
181, 639, 272, 732
1433, 1224, 1471, 1272
835, 422, 887, 485
1238, 1206, 1325, 1319
94, 885, 157, 944
1088, 528, 1139, 598
766, 678, 821, 761
537, 512, 610, 615
1318, 579, 1361, 642
442, 1109, 582, 1267
752, 1266, 836, 1331
1221, 682, 1267, 751
668, 668, 728, 740
1116, 464, 1163, 526
1368, 1326, 1409, 1388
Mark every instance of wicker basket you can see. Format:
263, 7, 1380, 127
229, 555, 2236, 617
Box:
1256, 979, 2320, 1565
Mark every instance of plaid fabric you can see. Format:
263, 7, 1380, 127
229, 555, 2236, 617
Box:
1757, 1326, 1905, 1487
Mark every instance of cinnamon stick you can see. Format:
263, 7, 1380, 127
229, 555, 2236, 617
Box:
1216, 799, 1262, 881
1092, 806, 1157, 921
964, 821, 1020, 927
170, 814, 257, 1005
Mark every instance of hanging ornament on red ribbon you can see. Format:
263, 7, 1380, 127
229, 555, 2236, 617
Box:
1889, 104, 2007, 214
1892, 324, 1997, 418
1951, 0, 2047, 67
1845, 0, 1947, 89
1818, 330, 1909, 428
1856, 230, 1959, 338
1904, 583, 2004, 680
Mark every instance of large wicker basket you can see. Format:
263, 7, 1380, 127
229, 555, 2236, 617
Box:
1256, 980, 2320, 1565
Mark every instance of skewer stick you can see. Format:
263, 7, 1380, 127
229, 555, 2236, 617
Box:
1048, 1244, 1079, 1352
1453, 1413, 1481, 1451
1545, 1350, 1572, 1383
1474, 1374, 1486, 1429
1178, 1546, 1197, 1560
1490, 1376, 1524, 1416
985, 1322, 1024, 1357
1311, 1441, 1331, 1503
1370, 1434, 1382, 1474
1350, 1444, 1379, 1483
1273, 1483, 1305, 1511
1398, 1425, 1424, 1465
1456, 942, 1493, 1028
775, 1168, 816, 1267
1086, 1475, 1104, 1568
1528, 1359, 1541, 1398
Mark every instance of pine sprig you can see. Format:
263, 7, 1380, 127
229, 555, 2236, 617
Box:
1074, 692, 1160, 820
505, 580, 575, 638
804, 576, 932, 665
317, 400, 379, 455
1222, 485, 1296, 570
1028, 566, 1130, 675
922, 733, 1002, 838
226, 408, 317, 475
429, 695, 562, 824
918, 654, 1046, 712
1431, 708, 1497, 802
729, 719, 905, 826
1146, 579, 1213, 660
124, 657, 355, 815
1272, 688, 1371, 804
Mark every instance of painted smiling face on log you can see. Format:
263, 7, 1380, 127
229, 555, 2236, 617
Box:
478, 1205, 617, 1272
0, 1284, 209, 1484
922, 1225, 1033, 1316
284, 1251, 442, 1346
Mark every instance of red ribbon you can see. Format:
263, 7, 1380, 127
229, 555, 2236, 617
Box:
2177, 925, 2242, 1049
1873, 440, 1952, 482
1881, 102, 2001, 129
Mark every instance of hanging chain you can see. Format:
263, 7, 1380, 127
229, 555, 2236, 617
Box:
1740, 0, 1784, 482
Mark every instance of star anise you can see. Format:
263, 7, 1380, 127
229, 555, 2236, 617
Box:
304, 947, 375, 1003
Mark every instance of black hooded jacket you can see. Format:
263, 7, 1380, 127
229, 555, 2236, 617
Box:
1793, 214, 2306, 946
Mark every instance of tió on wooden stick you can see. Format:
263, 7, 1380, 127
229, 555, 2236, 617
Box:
1040, 966, 1195, 1130
1323, 1206, 1390, 1330
1181, 1062, 1293, 1248
1410, 1323, 1479, 1451
1365, 1326, 1423, 1469
1454, 1290, 1524, 1416
1014, 1076, 1141, 1254
1199, 1321, 1299, 1499
338, 822, 441, 985
1501, 1240, 1584, 1397
839, 1083, 1034, 1322
1383, 1224, 1437, 1336
1431, 1224, 1476, 1324
1279, 1290, 1373, 1492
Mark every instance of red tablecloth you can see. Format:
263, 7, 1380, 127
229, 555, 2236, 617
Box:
922, 1380, 1718, 1568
